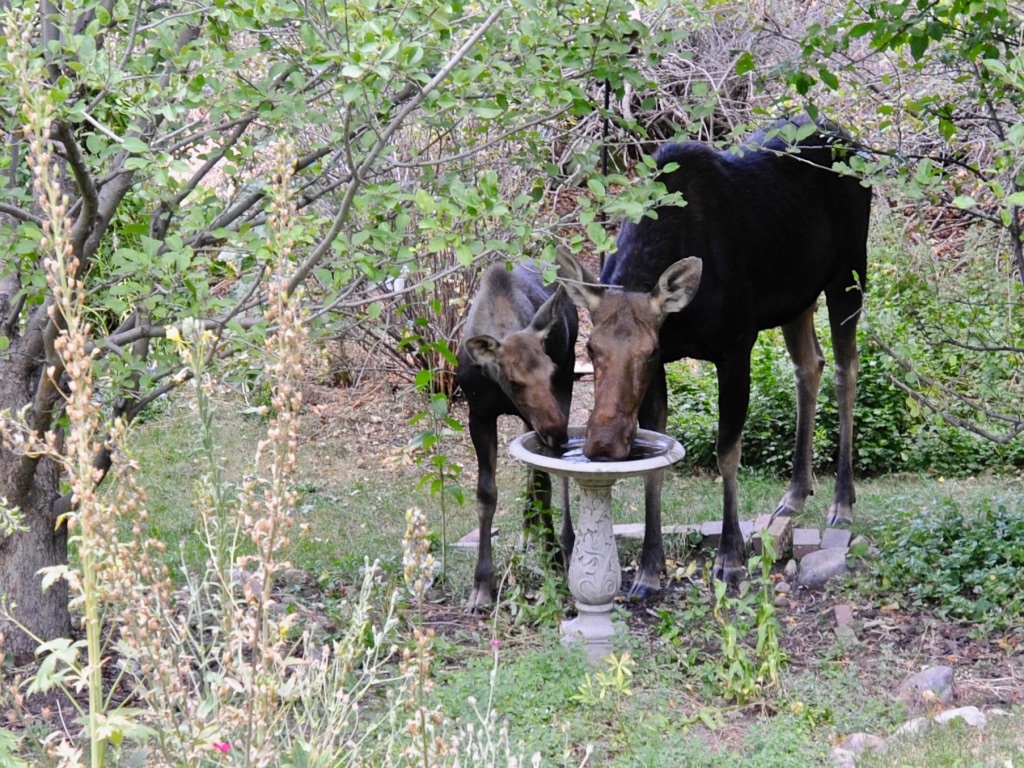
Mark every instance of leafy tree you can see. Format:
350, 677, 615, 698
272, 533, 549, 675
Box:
767, 0, 1024, 449
0, 0, 678, 660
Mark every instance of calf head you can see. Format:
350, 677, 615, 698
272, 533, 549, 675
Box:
463, 287, 570, 449
556, 250, 702, 460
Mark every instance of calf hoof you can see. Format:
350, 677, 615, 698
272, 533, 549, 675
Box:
826, 503, 853, 527
465, 584, 494, 614
711, 554, 745, 585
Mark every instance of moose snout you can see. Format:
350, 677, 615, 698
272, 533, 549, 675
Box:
533, 410, 569, 450
583, 412, 635, 461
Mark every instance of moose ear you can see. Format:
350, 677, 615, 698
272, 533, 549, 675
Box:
529, 285, 568, 340
554, 246, 605, 312
464, 335, 502, 366
651, 257, 702, 315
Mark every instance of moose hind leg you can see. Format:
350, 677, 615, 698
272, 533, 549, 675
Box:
775, 306, 825, 518
827, 306, 859, 526
524, 468, 558, 555
558, 475, 574, 571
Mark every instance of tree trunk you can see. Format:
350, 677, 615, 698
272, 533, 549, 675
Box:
0, 361, 70, 664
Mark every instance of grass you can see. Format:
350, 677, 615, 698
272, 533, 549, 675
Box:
116, 391, 1024, 766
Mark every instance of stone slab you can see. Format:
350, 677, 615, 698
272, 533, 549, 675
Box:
453, 527, 498, 550
792, 527, 821, 560
822, 528, 853, 550
613, 523, 646, 540
752, 516, 793, 557
739, 520, 753, 543
700, 520, 723, 548
612, 523, 700, 541
834, 604, 855, 627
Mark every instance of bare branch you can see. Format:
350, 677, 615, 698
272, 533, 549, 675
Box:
0, 202, 43, 227
53, 122, 99, 260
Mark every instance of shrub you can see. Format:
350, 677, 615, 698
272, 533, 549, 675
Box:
873, 496, 1024, 630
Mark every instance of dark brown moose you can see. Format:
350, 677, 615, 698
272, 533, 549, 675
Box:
557, 117, 871, 596
457, 261, 578, 610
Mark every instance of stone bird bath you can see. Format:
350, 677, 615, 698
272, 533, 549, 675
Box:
509, 426, 685, 662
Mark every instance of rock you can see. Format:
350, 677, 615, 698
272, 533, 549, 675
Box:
774, 581, 791, 594
934, 706, 987, 728
835, 623, 858, 646
279, 567, 309, 586
774, 595, 789, 609
839, 732, 886, 756
784, 558, 799, 580
899, 666, 955, 710
797, 547, 849, 589
830, 747, 857, 768
830, 601, 858, 645
894, 716, 930, 737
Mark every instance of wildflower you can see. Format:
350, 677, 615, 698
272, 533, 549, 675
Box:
490, 638, 501, 649
212, 742, 231, 753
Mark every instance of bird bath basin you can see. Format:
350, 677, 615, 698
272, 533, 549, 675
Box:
509, 426, 685, 662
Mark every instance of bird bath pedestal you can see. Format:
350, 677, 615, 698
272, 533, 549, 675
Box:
509, 427, 685, 663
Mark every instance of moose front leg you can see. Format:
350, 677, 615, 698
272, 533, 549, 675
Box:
632, 366, 668, 599
467, 413, 499, 611
711, 355, 751, 585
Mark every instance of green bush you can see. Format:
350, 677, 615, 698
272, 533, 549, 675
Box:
665, 329, 919, 477
873, 497, 1024, 630
666, 212, 1024, 478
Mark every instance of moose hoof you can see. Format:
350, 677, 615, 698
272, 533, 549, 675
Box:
772, 502, 797, 518
711, 555, 745, 585
465, 585, 494, 614
626, 572, 661, 601
826, 504, 853, 527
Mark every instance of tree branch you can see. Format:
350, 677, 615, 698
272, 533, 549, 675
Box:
286, 3, 508, 296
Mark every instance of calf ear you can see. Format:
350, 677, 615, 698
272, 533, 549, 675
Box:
554, 247, 605, 312
529, 285, 567, 340
464, 335, 502, 366
651, 257, 702, 315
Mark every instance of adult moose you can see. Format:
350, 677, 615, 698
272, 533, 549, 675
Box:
457, 260, 579, 610
558, 116, 871, 595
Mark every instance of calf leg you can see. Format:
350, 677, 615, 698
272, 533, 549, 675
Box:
633, 366, 668, 599
467, 413, 499, 611
775, 305, 826, 518
827, 304, 860, 526
712, 353, 752, 584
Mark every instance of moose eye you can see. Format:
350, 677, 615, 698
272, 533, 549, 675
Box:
585, 343, 595, 359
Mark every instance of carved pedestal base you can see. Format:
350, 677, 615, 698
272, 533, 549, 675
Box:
561, 480, 621, 663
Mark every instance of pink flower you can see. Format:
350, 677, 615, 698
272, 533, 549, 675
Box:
490, 639, 501, 649
213, 742, 231, 753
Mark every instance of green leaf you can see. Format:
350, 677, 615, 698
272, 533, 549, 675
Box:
735, 51, 755, 75
121, 137, 149, 154
951, 195, 976, 209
